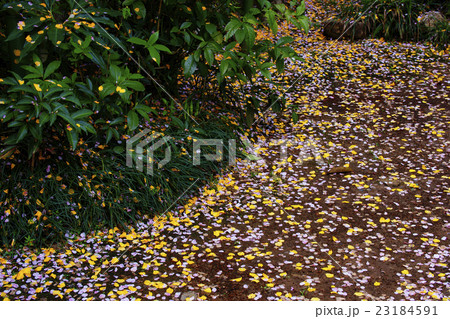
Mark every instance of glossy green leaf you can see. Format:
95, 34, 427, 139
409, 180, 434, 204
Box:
72, 109, 93, 120
43, 61, 61, 79
127, 110, 139, 131
183, 55, 197, 76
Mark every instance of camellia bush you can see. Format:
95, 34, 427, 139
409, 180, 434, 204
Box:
0, 0, 309, 160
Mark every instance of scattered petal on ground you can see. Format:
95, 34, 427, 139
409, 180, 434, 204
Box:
1, 0, 449, 301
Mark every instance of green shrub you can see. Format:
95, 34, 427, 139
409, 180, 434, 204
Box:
0, 0, 309, 160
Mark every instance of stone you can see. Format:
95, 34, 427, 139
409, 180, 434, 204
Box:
419, 11, 447, 29
322, 19, 369, 40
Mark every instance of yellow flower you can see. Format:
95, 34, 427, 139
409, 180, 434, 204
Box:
33, 83, 42, 92
26, 35, 33, 43
98, 85, 103, 92
18, 80, 24, 85
40, 17, 46, 22
14, 49, 21, 57
134, 7, 140, 12
74, 23, 80, 30
116, 86, 125, 94
87, 22, 95, 28
55, 24, 63, 29
35, 61, 41, 67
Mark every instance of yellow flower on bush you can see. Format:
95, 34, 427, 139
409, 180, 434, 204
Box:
98, 85, 104, 92
116, 86, 125, 93
26, 35, 33, 43
14, 49, 21, 57
35, 61, 41, 67
55, 24, 63, 29
33, 83, 42, 92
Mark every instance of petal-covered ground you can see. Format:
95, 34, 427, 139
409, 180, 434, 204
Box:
1, 1, 449, 301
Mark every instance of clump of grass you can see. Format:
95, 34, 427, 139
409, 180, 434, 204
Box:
327, 0, 448, 48
0, 114, 244, 248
